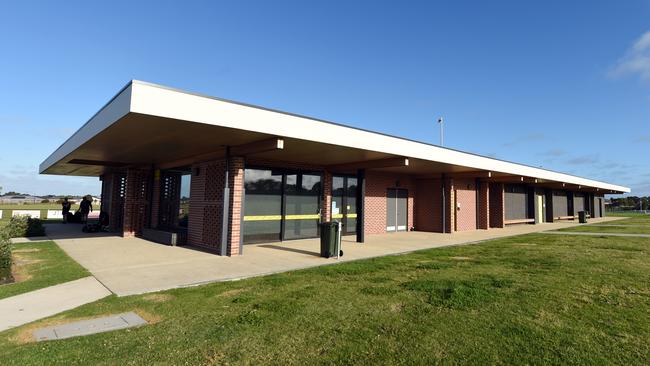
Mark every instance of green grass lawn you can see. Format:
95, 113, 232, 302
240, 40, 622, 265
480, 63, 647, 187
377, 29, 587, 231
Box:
0, 204, 80, 223
604, 214, 650, 225
1, 232, 649, 365
557, 215, 650, 234
0, 241, 89, 300
558, 224, 650, 234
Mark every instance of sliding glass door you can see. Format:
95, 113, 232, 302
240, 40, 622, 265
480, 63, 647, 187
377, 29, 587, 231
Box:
331, 176, 357, 235
243, 168, 322, 244
284, 173, 322, 240
242, 169, 283, 243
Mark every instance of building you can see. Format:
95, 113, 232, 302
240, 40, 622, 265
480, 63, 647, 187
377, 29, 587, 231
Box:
0, 195, 46, 204
40, 81, 630, 256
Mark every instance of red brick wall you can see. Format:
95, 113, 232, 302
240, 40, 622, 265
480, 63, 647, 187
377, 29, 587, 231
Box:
454, 178, 477, 231
414, 178, 442, 232
123, 168, 152, 237
227, 157, 244, 256
150, 170, 161, 229
478, 181, 489, 229
364, 171, 415, 235
489, 182, 505, 228
188, 160, 226, 251
322, 171, 332, 222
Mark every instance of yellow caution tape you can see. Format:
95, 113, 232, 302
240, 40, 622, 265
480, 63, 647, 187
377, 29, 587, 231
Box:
284, 214, 320, 220
244, 214, 320, 221
243, 215, 282, 221
332, 213, 356, 219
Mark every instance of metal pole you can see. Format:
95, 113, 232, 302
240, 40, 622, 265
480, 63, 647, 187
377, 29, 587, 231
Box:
438, 117, 444, 146
336, 221, 342, 260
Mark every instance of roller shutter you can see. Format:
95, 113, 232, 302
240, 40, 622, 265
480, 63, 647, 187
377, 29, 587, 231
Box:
504, 184, 528, 220
574, 193, 585, 213
552, 191, 568, 217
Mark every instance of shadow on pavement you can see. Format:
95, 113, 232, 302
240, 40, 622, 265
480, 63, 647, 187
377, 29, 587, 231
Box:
42, 223, 122, 241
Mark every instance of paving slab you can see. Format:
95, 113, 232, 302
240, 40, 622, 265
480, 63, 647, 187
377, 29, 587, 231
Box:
53, 217, 623, 296
33, 312, 147, 341
0, 276, 112, 332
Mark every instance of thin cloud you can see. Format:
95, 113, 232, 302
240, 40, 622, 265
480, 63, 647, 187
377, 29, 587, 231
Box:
609, 30, 650, 81
566, 155, 599, 165
539, 148, 567, 157
634, 135, 650, 143
502, 133, 546, 148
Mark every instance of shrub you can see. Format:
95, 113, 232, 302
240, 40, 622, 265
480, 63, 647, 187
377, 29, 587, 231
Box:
6, 216, 46, 238
0, 230, 12, 284
41, 199, 50, 204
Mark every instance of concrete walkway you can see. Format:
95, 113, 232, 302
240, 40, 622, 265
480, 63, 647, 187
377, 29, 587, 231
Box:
0, 277, 112, 331
541, 231, 650, 238
50, 218, 622, 296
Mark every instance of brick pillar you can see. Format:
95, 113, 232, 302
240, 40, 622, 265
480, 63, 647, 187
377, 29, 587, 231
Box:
123, 168, 152, 238
489, 182, 505, 228
321, 171, 332, 222
102, 172, 126, 233
150, 169, 161, 229
226, 157, 245, 256
478, 181, 489, 229
444, 177, 455, 233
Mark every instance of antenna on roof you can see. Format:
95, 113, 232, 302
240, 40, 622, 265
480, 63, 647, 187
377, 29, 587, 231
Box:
437, 117, 444, 146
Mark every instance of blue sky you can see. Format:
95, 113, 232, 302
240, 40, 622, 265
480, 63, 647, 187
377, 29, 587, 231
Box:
0, 1, 649, 196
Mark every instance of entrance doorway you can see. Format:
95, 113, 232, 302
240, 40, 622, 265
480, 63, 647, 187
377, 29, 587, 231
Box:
386, 188, 407, 232
242, 168, 322, 244
331, 176, 357, 235
536, 194, 545, 223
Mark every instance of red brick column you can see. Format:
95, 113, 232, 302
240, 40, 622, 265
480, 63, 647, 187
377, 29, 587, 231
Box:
123, 168, 152, 238
321, 171, 332, 222
101, 172, 127, 233
489, 182, 505, 228
444, 177, 455, 233
149, 169, 161, 229
478, 181, 489, 230
227, 157, 245, 256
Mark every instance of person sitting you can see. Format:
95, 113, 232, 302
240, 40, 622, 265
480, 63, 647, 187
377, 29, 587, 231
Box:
61, 198, 71, 224
79, 196, 93, 224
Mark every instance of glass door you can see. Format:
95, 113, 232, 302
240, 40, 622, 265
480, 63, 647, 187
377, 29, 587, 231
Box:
243, 168, 283, 243
332, 176, 357, 235
283, 173, 322, 240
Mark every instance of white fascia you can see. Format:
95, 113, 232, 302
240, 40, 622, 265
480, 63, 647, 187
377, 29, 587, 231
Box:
129, 81, 630, 193
39, 83, 133, 174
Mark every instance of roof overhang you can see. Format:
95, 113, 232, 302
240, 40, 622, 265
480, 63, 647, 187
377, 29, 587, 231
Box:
39, 80, 631, 194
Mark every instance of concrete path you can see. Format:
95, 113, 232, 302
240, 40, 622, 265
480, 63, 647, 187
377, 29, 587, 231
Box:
51, 218, 623, 296
541, 231, 650, 238
33, 312, 146, 341
0, 276, 112, 332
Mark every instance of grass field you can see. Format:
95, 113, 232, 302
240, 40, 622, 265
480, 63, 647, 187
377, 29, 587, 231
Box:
0, 204, 80, 222
0, 241, 89, 300
557, 215, 650, 234
0, 225, 649, 364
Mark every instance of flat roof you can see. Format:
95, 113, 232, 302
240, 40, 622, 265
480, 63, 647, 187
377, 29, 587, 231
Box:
40, 80, 630, 194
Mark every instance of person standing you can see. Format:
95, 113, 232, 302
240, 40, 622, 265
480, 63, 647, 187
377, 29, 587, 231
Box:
79, 196, 93, 223
61, 197, 71, 223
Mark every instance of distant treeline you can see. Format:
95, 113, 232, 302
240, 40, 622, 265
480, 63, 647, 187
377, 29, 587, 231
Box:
609, 196, 650, 210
